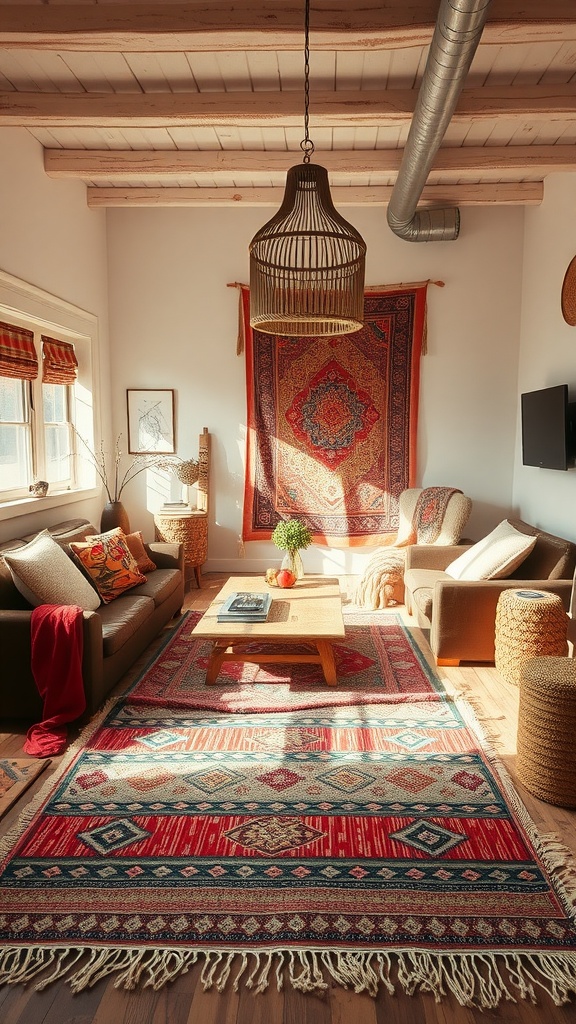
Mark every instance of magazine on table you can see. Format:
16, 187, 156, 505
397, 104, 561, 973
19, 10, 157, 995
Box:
217, 591, 272, 622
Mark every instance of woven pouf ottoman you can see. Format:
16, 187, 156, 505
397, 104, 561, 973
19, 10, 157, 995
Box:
517, 656, 576, 806
494, 589, 568, 686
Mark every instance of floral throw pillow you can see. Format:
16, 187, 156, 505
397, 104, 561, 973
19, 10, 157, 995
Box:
87, 527, 157, 575
70, 529, 147, 604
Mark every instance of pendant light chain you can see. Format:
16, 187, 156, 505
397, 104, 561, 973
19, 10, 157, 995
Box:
248, 0, 366, 336
300, 0, 314, 163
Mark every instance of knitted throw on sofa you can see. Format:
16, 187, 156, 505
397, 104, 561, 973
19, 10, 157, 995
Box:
355, 487, 461, 610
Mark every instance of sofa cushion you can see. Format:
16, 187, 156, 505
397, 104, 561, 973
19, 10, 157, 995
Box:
71, 529, 147, 604
507, 518, 576, 581
129, 568, 183, 609
97, 595, 156, 657
444, 520, 537, 581
3, 529, 102, 610
0, 539, 31, 609
404, 568, 441, 621
124, 531, 158, 574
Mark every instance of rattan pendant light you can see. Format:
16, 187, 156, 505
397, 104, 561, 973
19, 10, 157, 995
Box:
248, 0, 366, 337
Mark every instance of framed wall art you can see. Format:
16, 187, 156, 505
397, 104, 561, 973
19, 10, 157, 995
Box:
127, 389, 175, 454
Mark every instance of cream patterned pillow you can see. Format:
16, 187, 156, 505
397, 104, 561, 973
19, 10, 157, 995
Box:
444, 520, 537, 581
3, 529, 101, 609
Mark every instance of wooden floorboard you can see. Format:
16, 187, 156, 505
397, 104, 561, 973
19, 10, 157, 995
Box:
2, 572, 576, 1023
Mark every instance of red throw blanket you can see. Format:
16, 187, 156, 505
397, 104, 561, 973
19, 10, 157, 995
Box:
24, 604, 85, 758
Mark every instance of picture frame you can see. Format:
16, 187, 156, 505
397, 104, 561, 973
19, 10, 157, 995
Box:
127, 389, 175, 454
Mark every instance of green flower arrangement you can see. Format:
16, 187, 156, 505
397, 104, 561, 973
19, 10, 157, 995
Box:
272, 518, 312, 554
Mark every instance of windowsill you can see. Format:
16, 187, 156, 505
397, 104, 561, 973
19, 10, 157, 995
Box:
0, 487, 100, 523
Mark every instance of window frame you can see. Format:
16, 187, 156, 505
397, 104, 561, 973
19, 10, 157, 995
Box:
0, 270, 101, 521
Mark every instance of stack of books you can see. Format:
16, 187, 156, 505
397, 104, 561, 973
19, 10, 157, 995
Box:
217, 591, 272, 623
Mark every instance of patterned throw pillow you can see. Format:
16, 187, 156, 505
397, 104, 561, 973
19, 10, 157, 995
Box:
70, 529, 147, 604
87, 528, 157, 575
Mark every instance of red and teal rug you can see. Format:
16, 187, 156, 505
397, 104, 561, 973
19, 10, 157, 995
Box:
127, 611, 444, 713
2, 617, 576, 1006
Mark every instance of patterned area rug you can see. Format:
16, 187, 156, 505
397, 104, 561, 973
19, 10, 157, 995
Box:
241, 285, 428, 546
2, 689, 576, 1005
126, 611, 444, 713
0, 758, 48, 819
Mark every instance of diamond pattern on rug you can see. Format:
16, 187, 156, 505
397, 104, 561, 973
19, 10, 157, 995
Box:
224, 816, 327, 855
78, 819, 152, 855
317, 766, 377, 793
389, 819, 468, 856
248, 728, 322, 752
389, 731, 434, 750
256, 768, 305, 792
451, 770, 486, 792
138, 730, 182, 749
386, 767, 437, 794
190, 767, 244, 793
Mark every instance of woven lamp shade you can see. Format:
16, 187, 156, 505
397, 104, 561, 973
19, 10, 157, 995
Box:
517, 656, 576, 807
249, 163, 366, 337
495, 589, 568, 687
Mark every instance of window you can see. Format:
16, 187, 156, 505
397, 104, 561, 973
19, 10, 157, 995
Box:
0, 375, 32, 491
0, 331, 77, 500
0, 269, 100, 513
43, 382, 73, 488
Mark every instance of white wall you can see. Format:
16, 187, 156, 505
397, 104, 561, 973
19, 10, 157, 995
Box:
0, 128, 110, 542
107, 202, 524, 573
513, 174, 576, 543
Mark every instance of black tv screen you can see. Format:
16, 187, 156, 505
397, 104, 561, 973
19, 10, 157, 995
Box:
521, 384, 571, 470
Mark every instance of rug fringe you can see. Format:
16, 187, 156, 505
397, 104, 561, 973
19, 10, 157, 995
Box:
2, 946, 576, 1005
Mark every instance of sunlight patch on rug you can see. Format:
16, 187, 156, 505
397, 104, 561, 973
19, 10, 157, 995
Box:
126, 611, 444, 714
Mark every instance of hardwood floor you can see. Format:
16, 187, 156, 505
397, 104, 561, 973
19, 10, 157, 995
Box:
2, 573, 576, 1024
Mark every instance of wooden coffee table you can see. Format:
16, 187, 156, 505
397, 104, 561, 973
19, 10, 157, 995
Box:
191, 575, 345, 685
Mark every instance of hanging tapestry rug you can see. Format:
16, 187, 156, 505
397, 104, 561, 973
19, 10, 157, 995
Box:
241, 285, 428, 546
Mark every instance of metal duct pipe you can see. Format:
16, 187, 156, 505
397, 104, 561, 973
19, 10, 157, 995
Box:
387, 0, 492, 242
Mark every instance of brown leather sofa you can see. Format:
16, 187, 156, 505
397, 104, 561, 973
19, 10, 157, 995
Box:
404, 518, 576, 666
0, 518, 185, 721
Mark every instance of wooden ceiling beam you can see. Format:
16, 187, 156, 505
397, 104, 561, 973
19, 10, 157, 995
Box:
3, 87, 576, 128
44, 147, 576, 182
86, 182, 543, 208
0, 1, 574, 52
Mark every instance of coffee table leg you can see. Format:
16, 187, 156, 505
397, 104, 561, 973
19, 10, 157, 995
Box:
316, 640, 337, 686
205, 641, 228, 684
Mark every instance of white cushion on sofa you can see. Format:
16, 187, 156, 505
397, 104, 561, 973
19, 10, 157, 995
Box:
3, 529, 101, 610
444, 520, 537, 581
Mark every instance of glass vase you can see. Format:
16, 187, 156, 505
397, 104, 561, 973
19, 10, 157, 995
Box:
281, 549, 304, 579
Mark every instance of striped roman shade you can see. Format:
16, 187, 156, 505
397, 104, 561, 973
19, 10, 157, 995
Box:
41, 336, 78, 385
0, 320, 38, 380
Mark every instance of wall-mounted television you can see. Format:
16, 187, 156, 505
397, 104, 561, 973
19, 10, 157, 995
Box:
521, 384, 576, 470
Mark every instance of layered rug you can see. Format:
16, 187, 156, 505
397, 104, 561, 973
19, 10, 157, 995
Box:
241, 284, 428, 546
0, 758, 48, 820
126, 611, 444, 713
2, 622, 576, 1006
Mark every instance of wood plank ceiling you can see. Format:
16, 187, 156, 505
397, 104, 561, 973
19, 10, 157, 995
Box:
0, 1, 575, 209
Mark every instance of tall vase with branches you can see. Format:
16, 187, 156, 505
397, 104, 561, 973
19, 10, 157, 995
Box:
75, 431, 198, 533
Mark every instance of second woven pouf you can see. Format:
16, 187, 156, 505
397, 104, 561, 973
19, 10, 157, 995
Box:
517, 656, 576, 807
494, 589, 568, 686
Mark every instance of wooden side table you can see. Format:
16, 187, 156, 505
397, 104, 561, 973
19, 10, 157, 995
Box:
154, 509, 208, 588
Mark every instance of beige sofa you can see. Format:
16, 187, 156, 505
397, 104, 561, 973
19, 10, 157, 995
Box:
0, 518, 185, 721
404, 518, 576, 665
